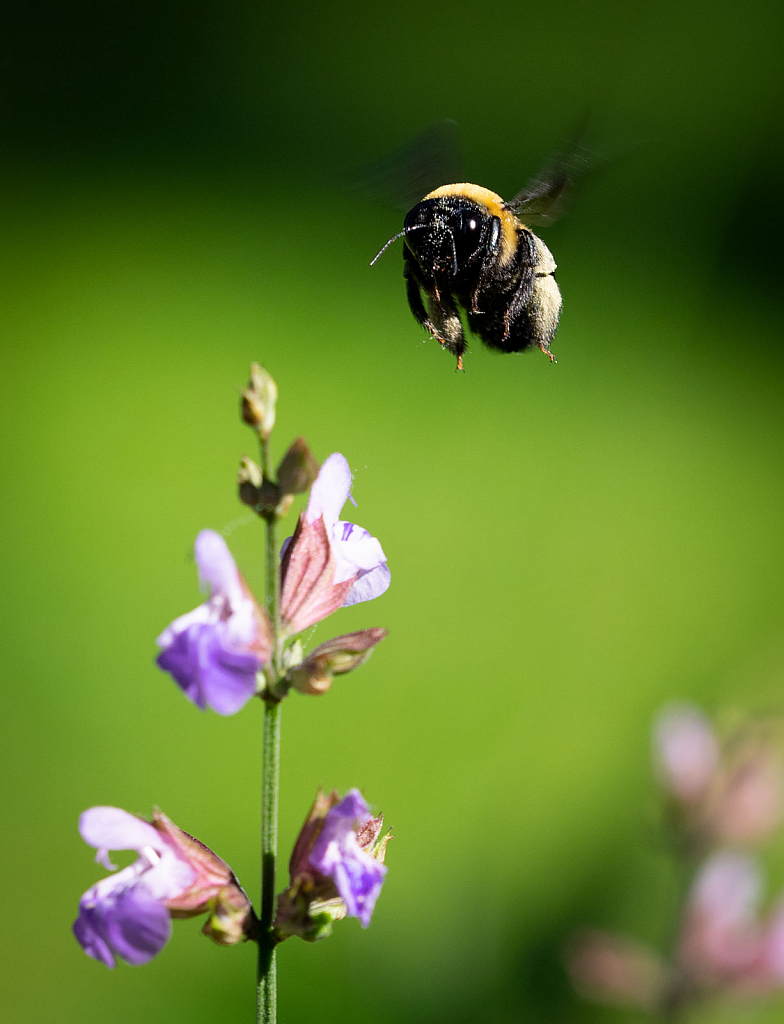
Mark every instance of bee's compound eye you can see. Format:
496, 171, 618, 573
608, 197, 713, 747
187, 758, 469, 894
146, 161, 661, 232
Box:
453, 208, 483, 263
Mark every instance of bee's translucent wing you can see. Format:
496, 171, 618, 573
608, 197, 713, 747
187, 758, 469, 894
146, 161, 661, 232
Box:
507, 134, 602, 226
350, 120, 464, 212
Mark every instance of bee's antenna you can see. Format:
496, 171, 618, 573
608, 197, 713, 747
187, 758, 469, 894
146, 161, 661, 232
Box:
370, 224, 426, 266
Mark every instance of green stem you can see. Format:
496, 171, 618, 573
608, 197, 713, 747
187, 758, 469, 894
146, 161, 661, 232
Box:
256, 431, 282, 1024
256, 698, 280, 1024
658, 822, 702, 1022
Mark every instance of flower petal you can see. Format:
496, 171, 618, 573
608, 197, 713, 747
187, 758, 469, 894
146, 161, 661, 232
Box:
689, 852, 762, 929
194, 530, 243, 602
103, 887, 173, 965
653, 703, 719, 802
156, 603, 212, 650
309, 789, 387, 929
328, 788, 369, 823
73, 906, 117, 968
143, 852, 197, 902
79, 807, 163, 868
333, 521, 387, 576
344, 563, 391, 607
330, 854, 386, 928
306, 453, 352, 528
156, 622, 259, 715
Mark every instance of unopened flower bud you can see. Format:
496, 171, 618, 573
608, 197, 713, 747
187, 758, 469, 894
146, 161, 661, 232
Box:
238, 456, 263, 490
241, 364, 277, 438
282, 639, 304, 672
238, 456, 263, 505
286, 664, 332, 695
201, 886, 256, 946
277, 438, 320, 496
238, 457, 281, 516
286, 629, 388, 695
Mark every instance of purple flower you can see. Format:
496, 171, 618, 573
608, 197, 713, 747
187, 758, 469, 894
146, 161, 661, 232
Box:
677, 852, 784, 994
566, 930, 667, 1012
309, 788, 387, 928
305, 454, 390, 605
73, 807, 195, 969
652, 704, 784, 848
653, 703, 719, 803
280, 454, 390, 635
157, 530, 272, 714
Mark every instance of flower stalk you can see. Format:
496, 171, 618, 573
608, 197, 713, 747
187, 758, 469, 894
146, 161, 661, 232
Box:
257, 429, 281, 1024
257, 697, 280, 1024
80, 365, 392, 1020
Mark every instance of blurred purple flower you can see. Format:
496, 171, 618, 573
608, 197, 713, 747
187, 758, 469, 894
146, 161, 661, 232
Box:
280, 454, 390, 634
653, 703, 784, 850
653, 703, 720, 803
679, 852, 762, 982
713, 736, 784, 846
73, 807, 195, 969
566, 930, 667, 1012
572, 706, 784, 1017
157, 530, 272, 714
678, 852, 784, 995
309, 788, 387, 928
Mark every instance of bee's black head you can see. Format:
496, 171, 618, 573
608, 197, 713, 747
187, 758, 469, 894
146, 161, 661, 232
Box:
402, 196, 499, 279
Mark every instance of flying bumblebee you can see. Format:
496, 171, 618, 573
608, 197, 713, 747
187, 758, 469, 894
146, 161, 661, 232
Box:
371, 131, 583, 371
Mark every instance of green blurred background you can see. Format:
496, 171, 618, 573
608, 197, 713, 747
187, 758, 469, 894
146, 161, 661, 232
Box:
3, 0, 784, 1020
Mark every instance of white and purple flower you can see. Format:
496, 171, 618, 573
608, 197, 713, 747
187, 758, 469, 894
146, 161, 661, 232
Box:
280, 454, 390, 635
156, 530, 272, 715
74, 806, 253, 967
309, 789, 388, 928
305, 453, 390, 606
73, 807, 196, 969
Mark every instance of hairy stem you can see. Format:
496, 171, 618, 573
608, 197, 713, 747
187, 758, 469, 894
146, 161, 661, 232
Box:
256, 698, 281, 1024
256, 432, 282, 1024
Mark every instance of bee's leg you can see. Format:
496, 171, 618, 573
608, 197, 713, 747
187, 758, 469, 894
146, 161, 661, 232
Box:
404, 251, 438, 336
501, 269, 535, 345
502, 273, 560, 360
500, 269, 558, 360
471, 241, 505, 314
427, 288, 466, 371
405, 251, 466, 369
